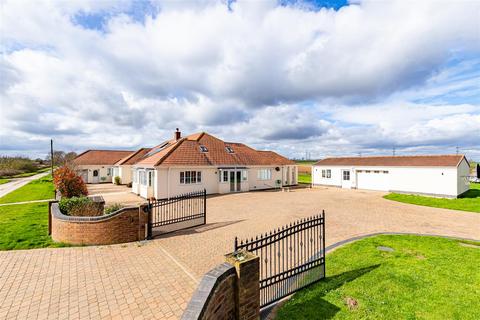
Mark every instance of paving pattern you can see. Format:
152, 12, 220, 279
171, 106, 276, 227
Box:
1, 187, 479, 319
0, 242, 197, 320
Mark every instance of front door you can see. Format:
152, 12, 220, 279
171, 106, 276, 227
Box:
229, 170, 241, 192
92, 169, 99, 183
341, 170, 351, 189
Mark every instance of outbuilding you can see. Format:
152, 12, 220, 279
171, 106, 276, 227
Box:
312, 155, 470, 198
73, 150, 134, 183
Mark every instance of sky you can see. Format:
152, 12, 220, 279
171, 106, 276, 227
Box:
0, 0, 479, 160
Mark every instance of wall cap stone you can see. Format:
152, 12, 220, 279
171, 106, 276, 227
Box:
51, 202, 145, 222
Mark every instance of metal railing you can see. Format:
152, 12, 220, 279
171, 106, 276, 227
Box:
147, 189, 206, 237
235, 212, 326, 308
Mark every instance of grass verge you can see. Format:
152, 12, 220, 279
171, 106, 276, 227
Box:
384, 183, 480, 213
0, 178, 10, 185
0, 175, 55, 204
276, 235, 480, 320
0, 202, 67, 250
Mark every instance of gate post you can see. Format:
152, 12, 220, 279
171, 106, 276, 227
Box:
225, 249, 260, 320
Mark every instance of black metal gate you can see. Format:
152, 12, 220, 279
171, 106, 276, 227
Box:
235, 212, 325, 308
147, 189, 206, 238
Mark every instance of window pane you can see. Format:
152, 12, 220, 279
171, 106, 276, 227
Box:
197, 171, 202, 183
242, 170, 247, 181
180, 172, 184, 184
185, 171, 191, 184
223, 171, 228, 182
191, 171, 196, 184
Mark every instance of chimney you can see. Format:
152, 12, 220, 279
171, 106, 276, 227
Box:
175, 128, 181, 141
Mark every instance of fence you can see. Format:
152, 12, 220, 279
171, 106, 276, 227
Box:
235, 212, 326, 308
147, 189, 206, 237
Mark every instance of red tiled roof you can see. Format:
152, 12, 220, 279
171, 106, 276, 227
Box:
73, 150, 134, 166
135, 132, 294, 167
115, 148, 152, 165
314, 155, 466, 167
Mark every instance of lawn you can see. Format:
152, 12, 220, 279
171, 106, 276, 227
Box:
0, 178, 10, 184
384, 183, 480, 213
298, 173, 312, 184
276, 235, 480, 320
0, 202, 66, 250
0, 175, 55, 204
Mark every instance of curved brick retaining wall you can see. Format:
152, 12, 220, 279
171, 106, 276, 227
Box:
50, 202, 148, 245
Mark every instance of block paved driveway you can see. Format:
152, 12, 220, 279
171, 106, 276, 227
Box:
1, 187, 479, 319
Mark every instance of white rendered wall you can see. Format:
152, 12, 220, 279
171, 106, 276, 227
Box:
313, 165, 461, 197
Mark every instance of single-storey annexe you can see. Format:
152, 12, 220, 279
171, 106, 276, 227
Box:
111, 148, 151, 185
312, 155, 470, 198
73, 150, 134, 183
132, 130, 298, 199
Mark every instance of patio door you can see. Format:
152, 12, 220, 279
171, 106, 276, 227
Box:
229, 170, 241, 192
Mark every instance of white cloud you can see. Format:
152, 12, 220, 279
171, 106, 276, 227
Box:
0, 0, 479, 159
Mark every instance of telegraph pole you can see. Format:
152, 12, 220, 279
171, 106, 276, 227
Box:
50, 139, 54, 177
392, 147, 396, 156
456, 146, 459, 155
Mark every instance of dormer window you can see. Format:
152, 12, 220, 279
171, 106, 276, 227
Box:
225, 146, 234, 153
199, 145, 208, 153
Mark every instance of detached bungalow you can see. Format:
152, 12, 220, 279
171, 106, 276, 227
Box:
312, 155, 470, 198
73, 150, 134, 183
132, 130, 298, 199
111, 148, 151, 185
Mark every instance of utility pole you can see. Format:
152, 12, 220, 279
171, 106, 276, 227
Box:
50, 139, 54, 177
456, 146, 459, 155
392, 147, 396, 156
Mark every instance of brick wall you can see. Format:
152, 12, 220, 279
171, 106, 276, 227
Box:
50, 203, 148, 245
182, 263, 236, 320
182, 250, 260, 320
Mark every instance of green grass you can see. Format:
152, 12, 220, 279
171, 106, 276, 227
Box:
0, 175, 55, 204
0, 202, 67, 250
384, 183, 480, 213
0, 178, 10, 185
276, 235, 480, 320
298, 173, 312, 184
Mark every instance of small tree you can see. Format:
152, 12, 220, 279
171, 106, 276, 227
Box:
53, 166, 88, 198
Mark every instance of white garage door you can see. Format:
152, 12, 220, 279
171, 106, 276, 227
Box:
356, 170, 390, 191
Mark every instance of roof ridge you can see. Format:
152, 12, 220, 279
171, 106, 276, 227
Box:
323, 154, 463, 159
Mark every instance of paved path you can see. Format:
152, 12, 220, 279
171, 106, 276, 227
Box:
0, 199, 54, 206
0, 172, 50, 198
0, 187, 478, 319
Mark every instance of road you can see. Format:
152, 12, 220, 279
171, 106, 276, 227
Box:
0, 171, 50, 198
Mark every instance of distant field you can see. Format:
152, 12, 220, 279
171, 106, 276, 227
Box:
298, 173, 311, 184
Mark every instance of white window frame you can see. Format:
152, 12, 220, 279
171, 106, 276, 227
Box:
326, 169, 331, 179
257, 169, 272, 181
322, 170, 326, 178
180, 170, 202, 185
343, 170, 350, 181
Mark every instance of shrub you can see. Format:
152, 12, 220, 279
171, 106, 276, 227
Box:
53, 166, 88, 198
59, 196, 104, 216
114, 176, 121, 185
104, 203, 123, 215
127, 182, 132, 188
